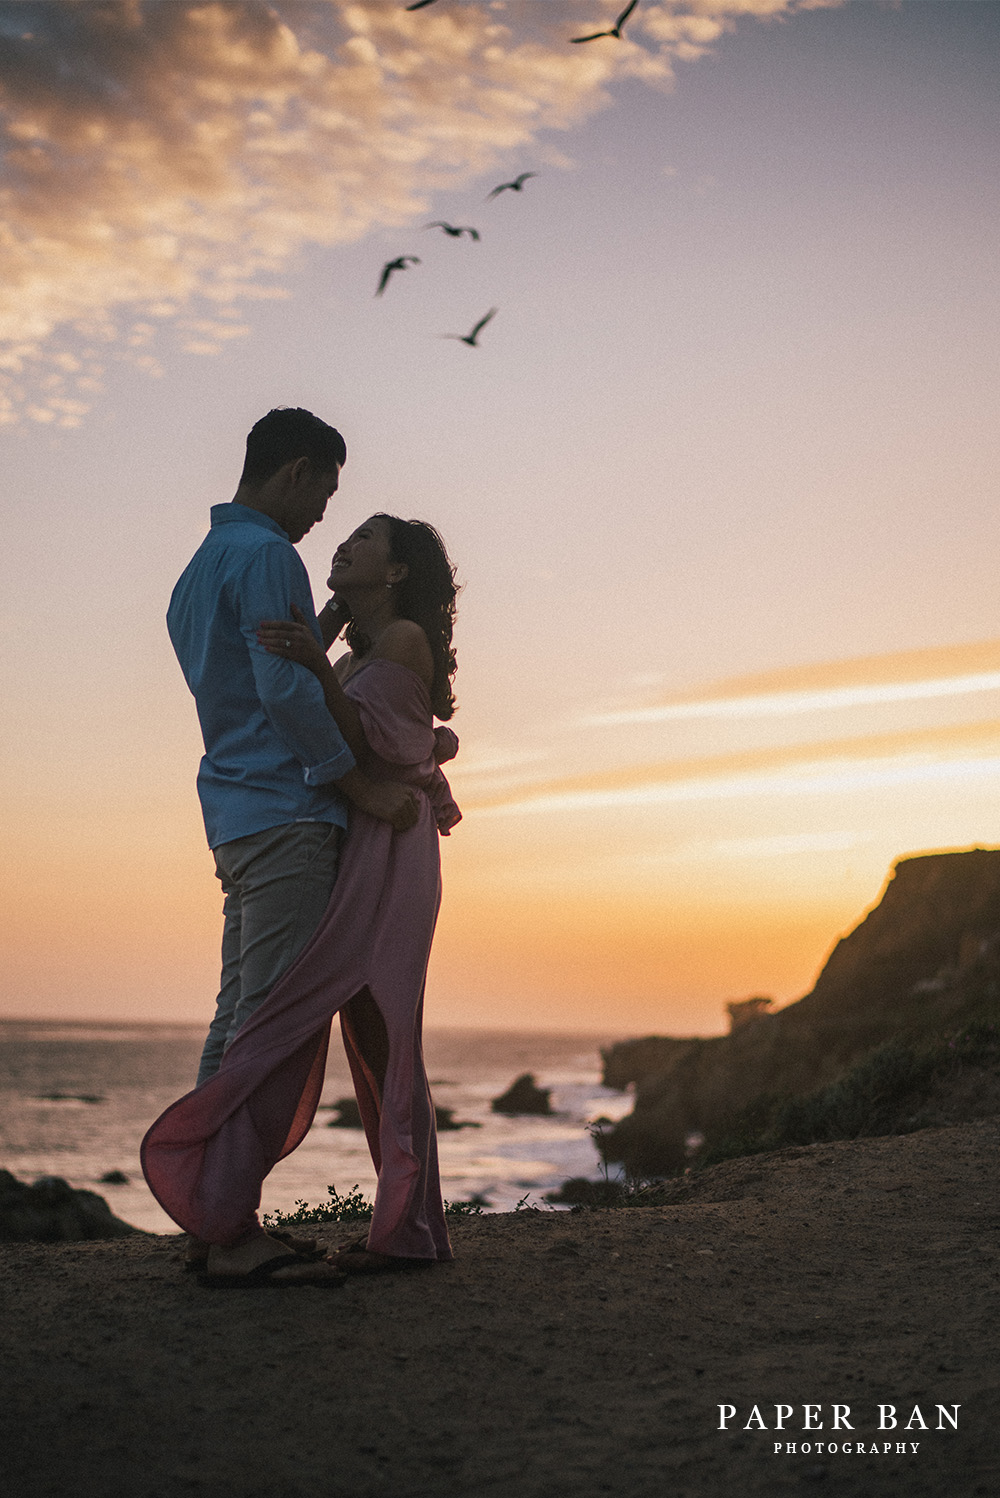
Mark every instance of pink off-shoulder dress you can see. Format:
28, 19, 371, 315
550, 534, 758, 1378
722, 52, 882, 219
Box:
141, 658, 460, 1261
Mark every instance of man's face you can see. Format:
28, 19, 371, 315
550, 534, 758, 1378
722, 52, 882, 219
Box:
283, 461, 341, 543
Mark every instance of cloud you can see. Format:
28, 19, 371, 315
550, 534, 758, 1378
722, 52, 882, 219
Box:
696, 830, 866, 857
463, 717, 1000, 815
624, 828, 869, 867
0, 0, 843, 422
483, 755, 1000, 817
582, 640, 1000, 726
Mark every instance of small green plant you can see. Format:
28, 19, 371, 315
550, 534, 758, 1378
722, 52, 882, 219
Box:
586, 1117, 614, 1173
442, 1198, 485, 1216
263, 1183, 486, 1229
514, 1190, 555, 1212
263, 1183, 373, 1229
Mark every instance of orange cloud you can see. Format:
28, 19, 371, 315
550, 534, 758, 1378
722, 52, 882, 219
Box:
457, 716, 1000, 814
583, 639, 1000, 725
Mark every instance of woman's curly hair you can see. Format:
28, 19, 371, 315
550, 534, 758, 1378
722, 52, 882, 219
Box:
345, 514, 459, 720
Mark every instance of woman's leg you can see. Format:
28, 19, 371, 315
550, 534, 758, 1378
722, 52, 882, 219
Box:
341, 989, 389, 1091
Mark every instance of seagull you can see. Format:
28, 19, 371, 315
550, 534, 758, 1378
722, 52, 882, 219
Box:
442, 308, 498, 347
571, 0, 639, 43
486, 172, 537, 200
424, 222, 481, 241
376, 256, 420, 296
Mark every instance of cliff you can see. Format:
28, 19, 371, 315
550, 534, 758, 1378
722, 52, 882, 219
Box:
600, 848, 1000, 1175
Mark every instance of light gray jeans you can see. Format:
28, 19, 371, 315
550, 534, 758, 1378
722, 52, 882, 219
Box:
196, 821, 342, 1086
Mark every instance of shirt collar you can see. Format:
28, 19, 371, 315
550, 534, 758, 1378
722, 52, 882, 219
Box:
210, 502, 289, 539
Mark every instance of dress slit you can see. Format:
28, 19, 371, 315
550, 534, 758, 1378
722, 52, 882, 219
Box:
340, 990, 388, 1175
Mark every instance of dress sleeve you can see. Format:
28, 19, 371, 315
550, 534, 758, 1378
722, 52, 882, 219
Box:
428, 777, 462, 835
433, 727, 459, 764
354, 661, 437, 767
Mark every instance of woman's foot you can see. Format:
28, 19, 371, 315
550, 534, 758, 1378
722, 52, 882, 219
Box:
199, 1253, 347, 1288
200, 1233, 345, 1288
184, 1229, 319, 1271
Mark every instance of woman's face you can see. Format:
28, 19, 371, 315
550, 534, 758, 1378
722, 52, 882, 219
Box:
327, 516, 395, 591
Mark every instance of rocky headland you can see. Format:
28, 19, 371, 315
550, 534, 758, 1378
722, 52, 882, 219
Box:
600, 849, 1000, 1176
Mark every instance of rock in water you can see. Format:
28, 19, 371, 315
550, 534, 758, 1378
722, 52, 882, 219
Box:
325, 1096, 363, 1128
491, 1073, 553, 1115
433, 1106, 481, 1132
327, 1096, 479, 1130
0, 1170, 143, 1241
34, 1092, 104, 1104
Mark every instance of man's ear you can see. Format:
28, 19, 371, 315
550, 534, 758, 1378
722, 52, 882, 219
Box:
287, 455, 311, 486
390, 563, 409, 586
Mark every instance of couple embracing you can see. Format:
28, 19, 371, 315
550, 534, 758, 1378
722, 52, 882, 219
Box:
142, 407, 461, 1287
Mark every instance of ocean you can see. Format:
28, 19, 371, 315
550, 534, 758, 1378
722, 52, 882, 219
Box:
0, 1020, 634, 1233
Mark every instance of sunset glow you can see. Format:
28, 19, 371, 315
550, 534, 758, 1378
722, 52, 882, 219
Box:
2, 1, 998, 1036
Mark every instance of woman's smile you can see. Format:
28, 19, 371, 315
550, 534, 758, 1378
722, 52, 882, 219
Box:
327, 519, 392, 589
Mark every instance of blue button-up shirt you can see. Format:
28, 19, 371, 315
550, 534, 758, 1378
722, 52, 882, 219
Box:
167, 503, 354, 849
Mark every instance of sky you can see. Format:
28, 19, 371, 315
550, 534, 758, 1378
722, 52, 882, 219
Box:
1, 0, 999, 1036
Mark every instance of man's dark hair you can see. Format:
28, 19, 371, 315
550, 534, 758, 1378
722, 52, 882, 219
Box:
240, 407, 347, 487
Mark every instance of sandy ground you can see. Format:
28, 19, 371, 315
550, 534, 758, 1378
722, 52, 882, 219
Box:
2, 1117, 998, 1498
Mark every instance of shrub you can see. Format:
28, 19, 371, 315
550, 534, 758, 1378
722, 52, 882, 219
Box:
262, 1184, 483, 1229
263, 1184, 373, 1229
699, 1020, 1000, 1167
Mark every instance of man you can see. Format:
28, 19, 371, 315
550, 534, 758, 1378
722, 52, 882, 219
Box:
168, 405, 417, 1085
164, 406, 417, 1282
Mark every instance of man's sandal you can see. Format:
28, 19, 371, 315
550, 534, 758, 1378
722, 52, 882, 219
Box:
184, 1230, 320, 1272
198, 1252, 347, 1289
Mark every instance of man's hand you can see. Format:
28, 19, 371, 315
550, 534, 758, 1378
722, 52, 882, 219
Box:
356, 780, 420, 831
338, 769, 420, 831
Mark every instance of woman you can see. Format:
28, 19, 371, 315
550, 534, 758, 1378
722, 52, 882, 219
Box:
142, 515, 460, 1284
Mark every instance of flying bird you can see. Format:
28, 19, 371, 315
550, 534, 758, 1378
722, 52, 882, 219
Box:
424, 221, 481, 241
405, 1, 438, 9
571, 0, 639, 43
486, 173, 537, 200
376, 256, 420, 296
442, 308, 498, 347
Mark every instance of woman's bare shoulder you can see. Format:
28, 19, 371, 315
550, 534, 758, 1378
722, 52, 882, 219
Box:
374, 619, 434, 685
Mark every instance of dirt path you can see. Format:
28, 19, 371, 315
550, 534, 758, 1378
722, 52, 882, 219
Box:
2, 1118, 997, 1498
